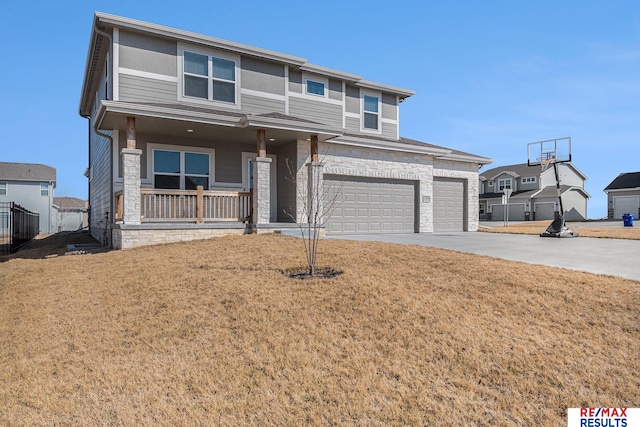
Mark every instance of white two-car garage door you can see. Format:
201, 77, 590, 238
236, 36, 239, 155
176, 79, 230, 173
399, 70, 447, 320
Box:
323, 175, 416, 234
433, 178, 465, 232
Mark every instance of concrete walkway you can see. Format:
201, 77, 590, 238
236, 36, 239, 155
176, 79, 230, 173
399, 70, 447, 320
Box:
327, 232, 640, 282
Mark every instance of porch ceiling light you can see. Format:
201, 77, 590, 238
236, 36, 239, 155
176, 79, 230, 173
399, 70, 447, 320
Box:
186, 129, 194, 133
269, 138, 275, 142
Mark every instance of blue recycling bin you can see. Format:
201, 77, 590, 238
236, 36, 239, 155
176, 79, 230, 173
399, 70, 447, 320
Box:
622, 213, 634, 227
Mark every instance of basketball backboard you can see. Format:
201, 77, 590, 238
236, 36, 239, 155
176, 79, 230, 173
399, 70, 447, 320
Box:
527, 137, 571, 167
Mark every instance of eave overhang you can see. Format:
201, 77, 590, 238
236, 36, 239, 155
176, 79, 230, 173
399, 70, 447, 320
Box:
329, 135, 453, 157
490, 170, 520, 181
95, 101, 341, 142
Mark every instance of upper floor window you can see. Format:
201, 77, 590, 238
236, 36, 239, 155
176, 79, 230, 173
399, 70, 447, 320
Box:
0, 182, 6, 195
183, 51, 236, 104
153, 149, 211, 190
306, 80, 325, 96
363, 95, 379, 130
40, 183, 49, 196
522, 177, 536, 183
498, 178, 512, 191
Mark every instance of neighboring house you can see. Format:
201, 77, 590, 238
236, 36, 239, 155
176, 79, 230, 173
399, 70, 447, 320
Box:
53, 197, 88, 231
479, 162, 589, 221
79, 13, 492, 249
0, 162, 56, 233
604, 172, 640, 219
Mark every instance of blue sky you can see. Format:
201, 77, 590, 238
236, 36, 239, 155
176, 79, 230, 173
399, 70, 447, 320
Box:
1, 1, 638, 219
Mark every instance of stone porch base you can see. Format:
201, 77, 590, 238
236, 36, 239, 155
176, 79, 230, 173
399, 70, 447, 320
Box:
111, 222, 303, 249
112, 223, 249, 249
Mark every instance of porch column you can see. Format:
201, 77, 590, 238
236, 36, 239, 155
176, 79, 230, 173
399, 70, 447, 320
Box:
126, 116, 136, 149
122, 116, 141, 225
122, 148, 142, 225
307, 135, 324, 225
310, 134, 318, 162
252, 129, 271, 225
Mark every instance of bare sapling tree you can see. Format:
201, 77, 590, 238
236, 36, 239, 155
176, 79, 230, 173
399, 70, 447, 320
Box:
284, 155, 342, 276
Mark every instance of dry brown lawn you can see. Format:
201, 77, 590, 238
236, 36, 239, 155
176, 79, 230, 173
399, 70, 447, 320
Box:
1, 233, 638, 426
480, 220, 640, 240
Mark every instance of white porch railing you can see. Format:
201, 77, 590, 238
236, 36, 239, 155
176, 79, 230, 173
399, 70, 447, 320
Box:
116, 187, 252, 223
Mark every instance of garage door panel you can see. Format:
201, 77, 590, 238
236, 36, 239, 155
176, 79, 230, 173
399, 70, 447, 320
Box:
324, 175, 415, 234
613, 196, 639, 218
433, 178, 464, 232
492, 203, 526, 221
534, 202, 555, 220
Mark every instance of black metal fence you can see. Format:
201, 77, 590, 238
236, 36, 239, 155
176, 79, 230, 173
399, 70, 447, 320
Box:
0, 202, 40, 255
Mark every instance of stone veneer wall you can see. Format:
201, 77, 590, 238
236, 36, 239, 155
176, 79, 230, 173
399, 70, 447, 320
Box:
112, 226, 246, 249
296, 141, 481, 232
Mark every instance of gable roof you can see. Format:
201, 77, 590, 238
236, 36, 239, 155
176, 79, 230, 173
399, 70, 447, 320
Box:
480, 163, 542, 180
0, 162, 56, 183
80, 13, 416, 117
604, 172, 640, 191
53, 197, 87, 210
480, 184, 590, 201
480, 162, 587, 181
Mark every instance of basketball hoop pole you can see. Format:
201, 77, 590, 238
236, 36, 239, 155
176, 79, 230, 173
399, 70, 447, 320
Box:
552, 161, 564, 216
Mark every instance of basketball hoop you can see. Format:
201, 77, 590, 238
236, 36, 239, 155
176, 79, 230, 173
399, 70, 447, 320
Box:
537, 154, 555, 172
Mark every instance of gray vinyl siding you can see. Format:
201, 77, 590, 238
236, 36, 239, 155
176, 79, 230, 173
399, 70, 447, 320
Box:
89, 55, 113, 243
381, 122, 397, 139
289, 97, 342, 128
88, 126, 112, 243
0, 181, 54, 233
119, 74, 177, 103
381, 93, 397, 120
241, 57, 285, 95
345, 116, 360, 133
518, 178, 539, 192
288, 69, 302, 93
214, 141, 255, 183
328, 79, 342, 101
272, 141, 297, 222
119, 30, 177, 76
345, 85, 359, 113
240, 93, 286, 115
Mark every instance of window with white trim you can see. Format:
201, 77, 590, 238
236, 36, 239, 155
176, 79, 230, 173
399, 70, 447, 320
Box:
363, 94, 379, 130
488, 181, 493, 187
153, 149, 211, 190
0, 182, 6, 195
498, 178, 512, 191
183, 51, 236, 104
40, 183, 49, 196
306, 80, 325, 96
522, 177, 536, 183
479, 202, 485, 215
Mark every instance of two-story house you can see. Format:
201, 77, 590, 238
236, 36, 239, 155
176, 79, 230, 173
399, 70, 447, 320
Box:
0, 162, 56, 233
479, 162, 589, 222
79, 13, 492, 249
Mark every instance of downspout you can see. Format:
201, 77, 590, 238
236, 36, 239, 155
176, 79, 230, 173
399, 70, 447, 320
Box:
80, 21, 114, 246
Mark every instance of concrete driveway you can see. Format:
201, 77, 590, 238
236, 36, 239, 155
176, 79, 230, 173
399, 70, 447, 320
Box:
327, 232, 640, 282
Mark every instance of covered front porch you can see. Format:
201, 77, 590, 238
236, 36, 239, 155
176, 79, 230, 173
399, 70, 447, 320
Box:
97, 102, 336, 248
